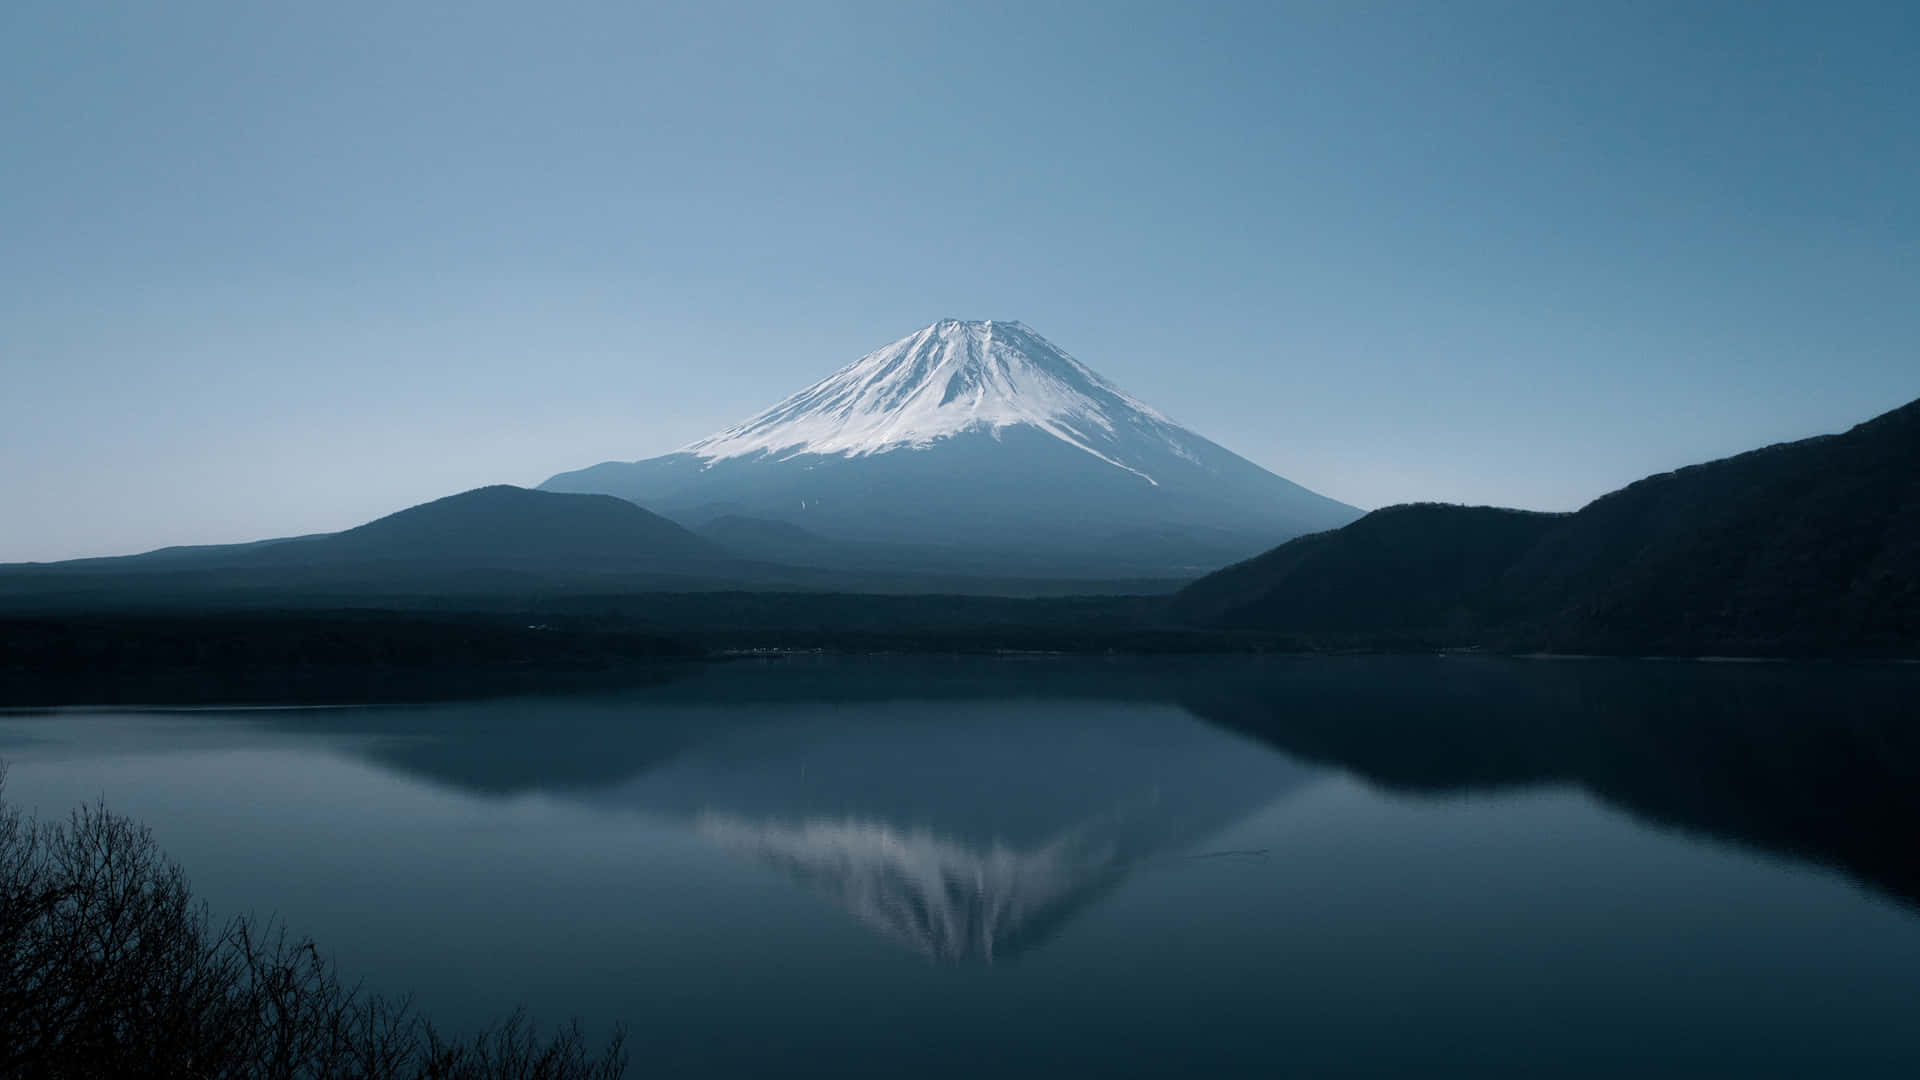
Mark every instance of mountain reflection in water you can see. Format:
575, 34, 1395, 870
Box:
600, 685, 1306, 963
696, 814, 1110, 963
150, 655, 1920, 950
6, 656, 1920, 1077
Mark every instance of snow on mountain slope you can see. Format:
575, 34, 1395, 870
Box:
541, 320, 1360, 576
681, 319, 1198, 484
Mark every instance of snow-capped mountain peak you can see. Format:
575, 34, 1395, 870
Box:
541, 318, 1361, 575
679, 319, 1183, 482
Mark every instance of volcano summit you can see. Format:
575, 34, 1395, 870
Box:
542, 320, 1358, 577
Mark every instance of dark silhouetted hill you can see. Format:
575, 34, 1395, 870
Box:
4, 486, 728, 583
1506, 396, 1920, 653
0, 485, 1195, 605
1176, 396, 1920, 655
248, 485, 727, 571
1173, 504, 1564, 633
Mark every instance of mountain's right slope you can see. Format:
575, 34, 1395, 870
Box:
1175, 395, 1920, 654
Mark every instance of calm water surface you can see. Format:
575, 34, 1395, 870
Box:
3, 656, 1918, 1077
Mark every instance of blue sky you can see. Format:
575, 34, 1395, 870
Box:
3, 0, 1917, 560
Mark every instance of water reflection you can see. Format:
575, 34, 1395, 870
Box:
7, 657, 1920, 1075
1182, 657, 1920, 909
587, 692, 1308, 963
691, 768, 1291, 964
697, 813, 1112, 963
23, 656, 1915, 962
152, 661, 1312, 962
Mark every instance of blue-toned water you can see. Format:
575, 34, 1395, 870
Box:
2, 656, 1917, 1076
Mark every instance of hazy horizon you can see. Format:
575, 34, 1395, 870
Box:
6, 1, 1918, 562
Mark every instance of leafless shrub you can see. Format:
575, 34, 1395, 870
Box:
0, 768, 626, 1079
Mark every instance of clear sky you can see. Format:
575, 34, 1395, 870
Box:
4, 0, 1917, 561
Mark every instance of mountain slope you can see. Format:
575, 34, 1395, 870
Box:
250, 485, 728, 570
542, 320, 1359, 576
1174, 504, 1565, 633
680, 319, 1213, 478
0, 485, 1205, 604
1501, 398, 1920, 650
1175, 396, 1920, 654
1, 484, 725, 580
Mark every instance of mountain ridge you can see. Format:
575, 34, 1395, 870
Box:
1175, 394, 1920, 654
0, 484, 1198, 603
255, 484, 727, 569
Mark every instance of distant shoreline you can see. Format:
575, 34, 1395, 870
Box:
3, 608, 1913, 708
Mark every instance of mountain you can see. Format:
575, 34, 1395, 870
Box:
541, 319, 1359, 576
0, 485, 1204, 606
1174, 504, 1566, 633
0, 486, 734, 591
1175, 395, 1920, 655
250, 484, 728, 570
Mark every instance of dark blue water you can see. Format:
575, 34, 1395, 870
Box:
3, 656, 1917, 1077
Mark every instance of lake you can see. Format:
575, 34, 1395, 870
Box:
2, 655, 1918, 1077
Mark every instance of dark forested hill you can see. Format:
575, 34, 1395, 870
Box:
1173, 504, 1564, 634
251, 485, 728, 571
0, 486, 1204, 602
1176, 396, 1920, 655
1507, 397, 1920, 653
4, 486, 728, 581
